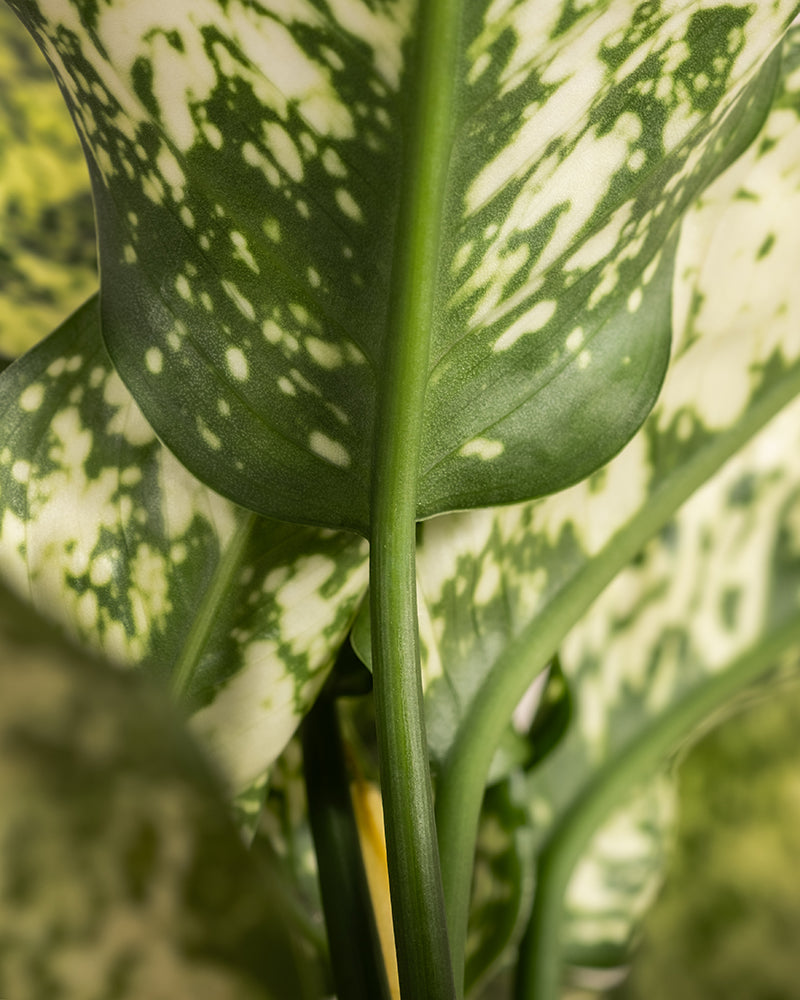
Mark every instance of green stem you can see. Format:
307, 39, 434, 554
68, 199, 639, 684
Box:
170, 512, 256, 700
515, 616, 800, 999
302, 692, 391, 1000
369, 2, 461, 997
435, 363, 800, 992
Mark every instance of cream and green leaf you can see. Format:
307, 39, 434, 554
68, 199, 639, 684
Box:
0, 297, 368, 794
7, 0, 795, 531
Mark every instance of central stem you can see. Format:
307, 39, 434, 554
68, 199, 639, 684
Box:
369, 2, 461, 998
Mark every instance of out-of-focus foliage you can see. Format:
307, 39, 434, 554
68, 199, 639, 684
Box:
0, 5, 95, 357
611, 684, 800, 1000
0, 577, 325, 1000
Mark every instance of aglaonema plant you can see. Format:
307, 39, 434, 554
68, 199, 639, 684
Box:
3, 2, 800, 998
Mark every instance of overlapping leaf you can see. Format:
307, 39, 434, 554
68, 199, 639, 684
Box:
0, 298, 368, 792
8, 1, 796, 531
0, 580, 322, 1000
560, 775, 676, 969
463, 771, 536, 995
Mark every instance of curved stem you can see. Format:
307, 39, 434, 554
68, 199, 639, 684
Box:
369, 2, 461, 997
515, 616, 800, 999
435, 363, 800, 989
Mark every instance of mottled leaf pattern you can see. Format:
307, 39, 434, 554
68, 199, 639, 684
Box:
561, 776, 676, 967
0, 298, 368, 791
403, 16, 800, 774
0, 580, 322, 1000
7, 1, 796, 531
464, 771, 536, 994
537, 387, 800, 967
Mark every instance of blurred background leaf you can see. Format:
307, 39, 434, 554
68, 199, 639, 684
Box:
0, 5, 96, 358
0, 577, 326, 1000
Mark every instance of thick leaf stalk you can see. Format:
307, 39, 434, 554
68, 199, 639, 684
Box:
369, 2, 461, 998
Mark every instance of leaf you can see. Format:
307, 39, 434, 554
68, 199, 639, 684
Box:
463, 770, 536, 995
8, 1, 796, 531
561, 775, 676, 969
0, 4, 95, 356
0, 297, 368, 792
523, 388, 800, 979
0, 578, 323, 1000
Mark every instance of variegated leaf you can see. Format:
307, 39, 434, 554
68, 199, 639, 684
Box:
561, 775, 676, 969
404, 14, 800, 779
7, 1, 795, 531
0, 5, 95, 356
0, 297, 368, 792
529, 388, 800, 973
464, 770, 536, 996
0, 579, 322, 1000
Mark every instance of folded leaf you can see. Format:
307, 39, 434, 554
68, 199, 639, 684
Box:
9, 1, 796, 530
0, 298, 368, 790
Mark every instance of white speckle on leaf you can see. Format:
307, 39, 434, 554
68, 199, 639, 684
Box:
230, 231, 260, 274
145, 347, 163, 374
322, 147, 347, 177
460, 438, 505, 460
566, 327, 585, 352
226, 346, 249, 382
493, 300, 557, 352
222, 280, 256, 320
627, 287, 643, 312
335, 189, 363, 222
197, 416, 221, 450
175, 274, 192, 301
263, 121, 304, 182
19, 383, 44, 412
11, 460, 30, 484
305, 336, 343, 369
309, 431, 350, 468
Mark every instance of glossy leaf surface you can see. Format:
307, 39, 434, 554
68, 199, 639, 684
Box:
0, 298, 368, 791
7, 1, 796, 531
0, 580, 321, 1000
